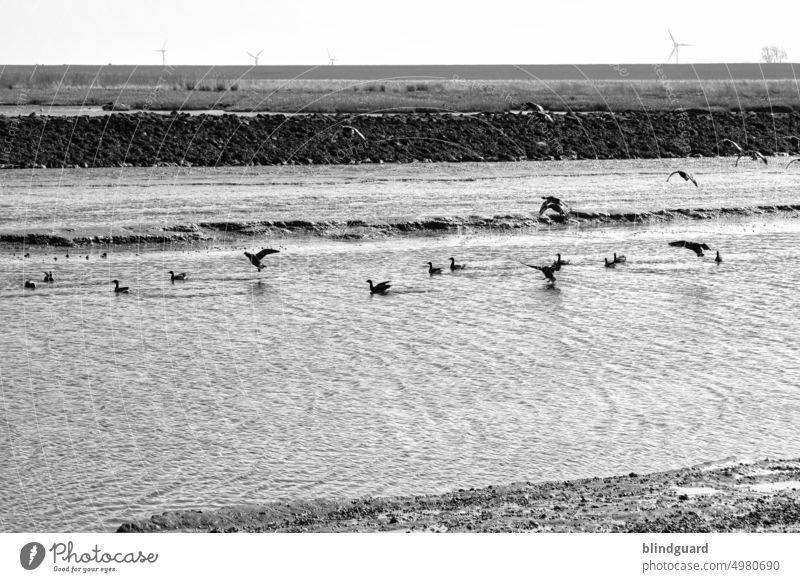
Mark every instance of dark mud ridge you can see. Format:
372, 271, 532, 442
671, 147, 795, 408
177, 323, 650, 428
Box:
2, 110, 800, 168
3, 204, 800, 248
117, 458, 800, 533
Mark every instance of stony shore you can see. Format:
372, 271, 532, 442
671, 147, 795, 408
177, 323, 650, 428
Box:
117, 458, 800, 533
2, 110, 799, 169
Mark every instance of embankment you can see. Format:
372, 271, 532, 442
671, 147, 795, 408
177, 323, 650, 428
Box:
116, 458, 800, 533
2, 110, 799, 169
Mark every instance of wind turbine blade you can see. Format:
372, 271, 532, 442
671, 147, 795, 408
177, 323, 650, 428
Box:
247, 52, 254, 58
256, 50, 263, 57
680, 43, 692, 47
668, 28, 675, 43
668, 47, 676, 61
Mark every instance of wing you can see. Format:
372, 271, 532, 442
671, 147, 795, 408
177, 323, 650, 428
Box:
669, 241, 689, 248
377, 281, 390, 287
255, 248, 280, 260
524, 264, 543, 272
786, 159, 800, 169
539, 200, 549, 215
700, 243, 710, 250
690, 176, 698, 187
667, 171, 680, 182
719, 139, 742, 153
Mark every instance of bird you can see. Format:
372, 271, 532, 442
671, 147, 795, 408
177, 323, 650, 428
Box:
168, 270, 188, 282
785, 135, 800, 151
539, 196, 570, 217
613, 253, 626, 264
604, 258, 616, 268
552, 253, 570, 271
23, 253, 30, 258
43, 271, 53, 282
737, 150, 767, 166
522, 102, 554, 123
244, 248, 280, 271
786, 158, 800, 170
715, 251, 722, 263
669, 240, 711, 257
426, 262, 442, 275
524, 263, 557, 283
366, 279, 391, 294
449, 257, 466, 271
342, 125, 366, 141
100, 252, 107, 258
24, 280, 36, 289
667, 170, 698, 187
717, 138, 743, 155
111, 280, 129, 293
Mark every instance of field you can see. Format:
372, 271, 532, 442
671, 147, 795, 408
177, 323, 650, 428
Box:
1, 64, 800, 113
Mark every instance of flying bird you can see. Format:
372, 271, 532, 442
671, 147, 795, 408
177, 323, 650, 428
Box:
522, 102, 554, 123
718, 138, 743, 155
669, 240, 711, 257
111, 280, 129, 293
786, 158, 800, 170
342, 125, 366, 141
449, 257, 466, 271
737, 150, 767, 166
523, 263, 557, 283
667, 170, 698, 187
245, 248, 280, 271
168, 271, 188, 282
539, 196, 570, 217
366, 279, 391, 294
426, 262, 442, 275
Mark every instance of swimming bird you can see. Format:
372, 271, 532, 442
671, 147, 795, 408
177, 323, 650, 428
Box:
613, 253, 626, 264
539, 196, 570, 217
669, 240, 711, 257
449, 257, 466, 271
24, 280, 36, 289
366, 279, 391, 294
667, 170, 698, 187
111, 280, 129, 293
604, 258, 616, 268
553, 253, 570, 271
524, 263, 557, 283
43, 271, 53, 282
786, 158, 800, 170
244, 248, 280, 271
23, 252, 30, 258
426, 262, 443, 275
342, 125, 367, 141
168, 270, 188, 282
101, 252, 107, 258
715, 250, 722, 263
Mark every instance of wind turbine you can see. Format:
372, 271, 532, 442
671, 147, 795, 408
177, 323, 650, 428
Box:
667, 29, 691, 64
327, 49, 336, 65
247, 50, 263, 66
155, 42, 167, 66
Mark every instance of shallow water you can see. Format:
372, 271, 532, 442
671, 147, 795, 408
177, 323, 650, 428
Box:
2, 159, 800, 532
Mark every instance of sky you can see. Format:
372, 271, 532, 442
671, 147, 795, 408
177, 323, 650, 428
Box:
1, 0, 798, 65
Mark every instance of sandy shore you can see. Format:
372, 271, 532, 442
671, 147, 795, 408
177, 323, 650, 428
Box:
116, 458, 800, 533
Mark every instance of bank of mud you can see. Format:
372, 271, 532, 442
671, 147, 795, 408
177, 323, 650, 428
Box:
116, 458, 800, 533
2, 110, 800, 169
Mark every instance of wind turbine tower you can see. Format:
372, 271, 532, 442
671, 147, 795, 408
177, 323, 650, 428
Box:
247, 50, 263, 66
327, 49, 337, 65
667, 29, 691, 64
155, 42, 167, 66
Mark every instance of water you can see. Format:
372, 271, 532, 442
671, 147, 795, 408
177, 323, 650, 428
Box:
2, 159, 800, 532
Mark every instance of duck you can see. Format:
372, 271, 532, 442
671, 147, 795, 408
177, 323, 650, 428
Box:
449, 257, 466, 271
168, 270, 188, 282
111, 280, 129, 293
604, 258, 616, 268
667, 170, 698, 187
244, 248, 280, 271
715, 251, 722, 263
24, 280, 36, 289
426, 262, 442, 275
613, 253, 626, 264
669, 240, 711, 257
524, 263, 557, 283
366, 279, 391, 294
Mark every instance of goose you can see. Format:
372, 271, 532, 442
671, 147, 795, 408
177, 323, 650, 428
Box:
524, 263, 557, 283
604, 258, 616, 268
101, 252, 107, 258
426, 262, 442, 275
613, 252, 627, 264
111, 280, 129, 293
244, 248, 280, 271
539, 196, 570, 217
667, 170, 698, 187
786, 158, 800, 170
366, 279, 391, 294
669, 240, 711, 257
24, 280, 36, 289
736, 150, 767, 167
718, 138, 743, 155
449, 257, 466, 271
715, 250, 722, 263
552, 253, 570, 271
43, 271, 53, 282
522, 102, 554, 123
23, 253, 30, 258
168, 270, 188, 282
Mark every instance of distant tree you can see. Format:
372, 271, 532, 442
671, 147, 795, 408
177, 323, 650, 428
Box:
761, 45, 788, 63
